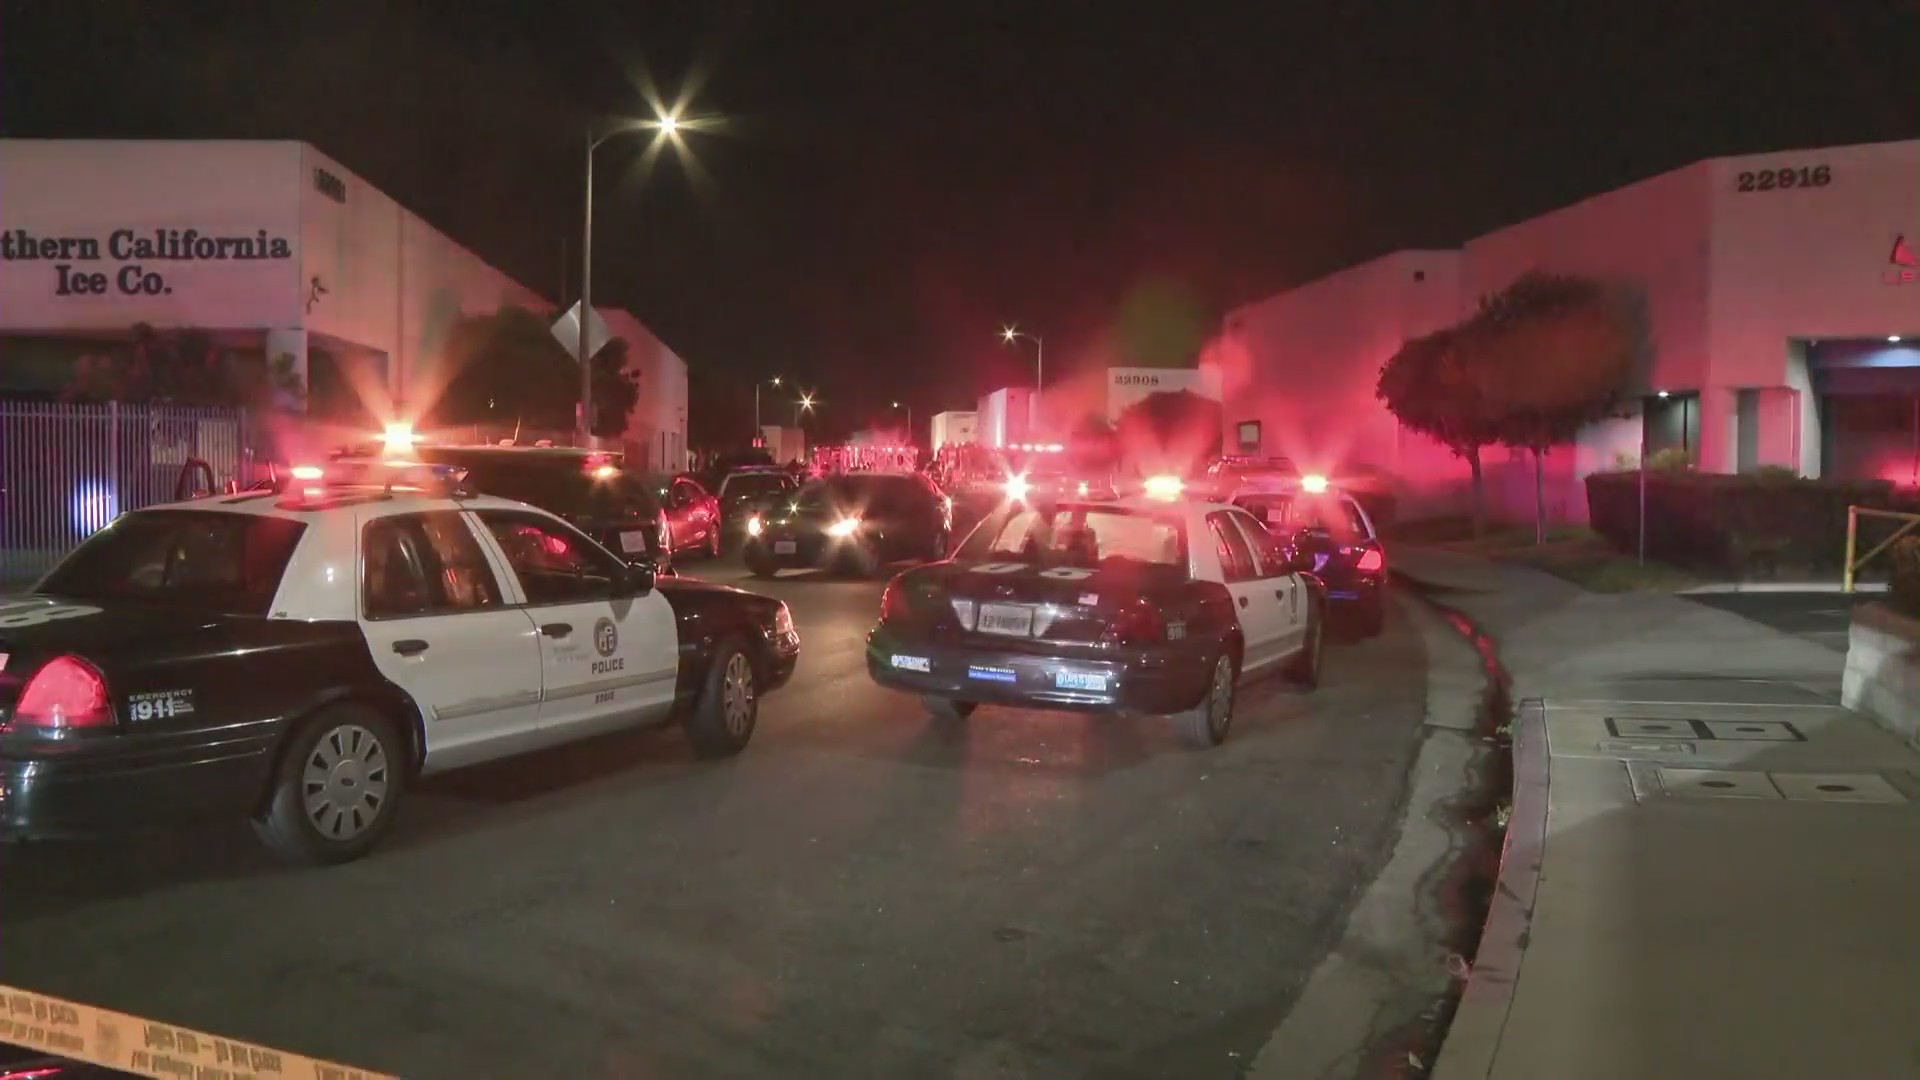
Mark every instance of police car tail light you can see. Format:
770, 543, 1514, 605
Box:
827, 515, 862, 538
1355, 547, 1385, 573
14, 655, 111, 730
1105, 600, 1165, 645
746, 515, 764, 537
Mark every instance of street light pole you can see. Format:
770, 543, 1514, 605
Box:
755, 376, 783, 438
579, 115, 680, 445
1000, 326, 1044, 434
578, 130, 595, 445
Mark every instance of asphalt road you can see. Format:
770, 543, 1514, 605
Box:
1, 547, 1440, 1080
1680, 591, 1873, 653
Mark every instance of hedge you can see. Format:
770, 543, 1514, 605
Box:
1891, 537, 1919, 615
1585, 470, 1919, 574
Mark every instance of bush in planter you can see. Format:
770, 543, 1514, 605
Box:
1585, 469, 1917, 573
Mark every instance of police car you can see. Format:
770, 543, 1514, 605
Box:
1219, 472, 1388, 636
0, 461, 799, 865
865, 479, 1325, 747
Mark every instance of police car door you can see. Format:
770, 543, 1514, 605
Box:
472, 507, 680, 734
356, 509, 545, 771
1226, 508, 1305, 651
1203, 511, 1287, 671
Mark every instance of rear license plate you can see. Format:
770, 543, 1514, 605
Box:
977, 603, 1034, 636
890, 654, 931, 673
774, 540, 798, 555
1054, 671, 1108, 692
968, 665, 1017, 683
619, 530, 649, 554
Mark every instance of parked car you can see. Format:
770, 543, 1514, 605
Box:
640, 473, 725, 560
744, 472, 953, 578
397, 444, 675, 572
0, 462, 798, 864
865, 489, 1324, 746
716, 466, 801, 532
1222, 474, 1387, 636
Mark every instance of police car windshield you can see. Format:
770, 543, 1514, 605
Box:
1240, 493, 1371, 541
37, 510, 307, 617
961, 507, 1185, 570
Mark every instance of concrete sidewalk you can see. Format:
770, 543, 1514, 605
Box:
1399, 546, 1920, 1080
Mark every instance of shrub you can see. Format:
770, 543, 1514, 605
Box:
1645, 447, 1694, 472
1891, 536, 1919, 616
1585, 470, 1918, 573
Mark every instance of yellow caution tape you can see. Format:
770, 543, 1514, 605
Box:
0, 983, 395, 1080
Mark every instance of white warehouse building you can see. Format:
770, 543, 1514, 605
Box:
0, 138, 689, 471
1215, 138, 1919, 522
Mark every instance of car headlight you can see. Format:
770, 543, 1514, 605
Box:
747, 515, 763, 537
827, 516, 862, 538
772, 602, 795, 638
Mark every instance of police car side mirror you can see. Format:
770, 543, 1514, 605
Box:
615, 560, 657, 597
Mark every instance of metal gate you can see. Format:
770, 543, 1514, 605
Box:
0, 400, 253, 586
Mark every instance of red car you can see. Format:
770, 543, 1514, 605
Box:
641, 472, 725, 559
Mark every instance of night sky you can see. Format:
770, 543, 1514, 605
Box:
3, 1, 1913, 443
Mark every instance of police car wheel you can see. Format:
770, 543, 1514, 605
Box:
254, 704, 406, 865
1172, 653, 1235, 748
686, 638, 757, 758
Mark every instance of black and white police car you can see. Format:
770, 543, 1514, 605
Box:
0, 460, 799, 864
1219, 472, 1389, 636
865, 480, 1325, 747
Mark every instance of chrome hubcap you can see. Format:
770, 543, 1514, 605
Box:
1209, 658, 1233, 736
302, 724, 389, 841
722, 654, 755, 736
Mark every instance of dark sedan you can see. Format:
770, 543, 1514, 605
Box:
743, 473, 953, 578
404, 444, 676, 572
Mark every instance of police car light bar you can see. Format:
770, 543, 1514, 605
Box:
380, 422, 418, 451
1300, 474, 1330, 493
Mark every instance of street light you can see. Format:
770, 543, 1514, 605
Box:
578, 109, 682, 445
795, 391, 817, 427
755, 376, 783, 435
891, 400, 913, 445
1000, 324, 1044, 434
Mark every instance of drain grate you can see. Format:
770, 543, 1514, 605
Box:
1605, 716, 1804, 742
1700, 720, 1803, 742
1770, 772, 1908, 804
1654, 768, 1781, 800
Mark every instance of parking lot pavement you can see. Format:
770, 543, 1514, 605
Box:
1679, 591, 1871, 654
1, 549, 1445, 1080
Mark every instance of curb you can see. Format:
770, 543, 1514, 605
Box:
1430, 697, 1550, 1080
1677, 581, 1886, 595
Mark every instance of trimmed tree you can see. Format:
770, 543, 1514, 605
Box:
1375, 326, 1501, 536
1470, 272, 1648, 543
434, 306, 639, 437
